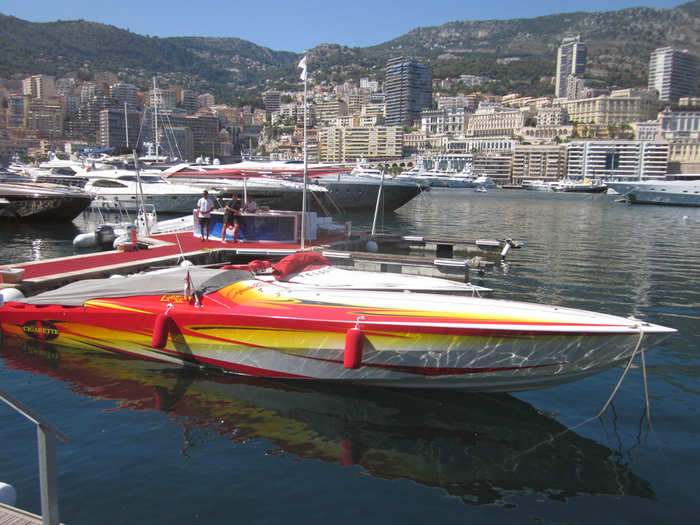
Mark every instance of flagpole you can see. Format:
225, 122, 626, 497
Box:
300, 58, 308, 250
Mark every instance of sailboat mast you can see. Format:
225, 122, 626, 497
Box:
153, 77, 159, 159
124, 102, 129, 149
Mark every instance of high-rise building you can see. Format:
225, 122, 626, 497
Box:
98, 108, 142, 149
555, 36, 587, 99
180, 90, 198, 115
7, 96, 28, 128
110, 82, 139, 110
384, 57, 432, 127
22, 75, 56, 99
265, 91, 281, 114
26, 97, 65, 137
648, 47, 699, 102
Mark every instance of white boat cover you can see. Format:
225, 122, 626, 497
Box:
21, 268, 252, 306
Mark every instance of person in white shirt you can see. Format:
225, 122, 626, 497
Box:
196, 190, 214, 241
242, 195, 257, 214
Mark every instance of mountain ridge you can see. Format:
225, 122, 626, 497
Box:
1, 2, 698, 102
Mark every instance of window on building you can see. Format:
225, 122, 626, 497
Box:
604, 151, 621, 170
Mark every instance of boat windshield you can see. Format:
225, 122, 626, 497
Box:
20, 268, 253, 306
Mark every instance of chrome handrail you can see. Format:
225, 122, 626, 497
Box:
0, 389, 68, 525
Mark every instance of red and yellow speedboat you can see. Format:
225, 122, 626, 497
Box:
0, 266, 676, 392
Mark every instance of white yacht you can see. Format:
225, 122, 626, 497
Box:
167, 160, 423, 213
398, 155, 475, 188
83, 170, 212, 213
606, 178, 700, 207
521, 179, 554, 191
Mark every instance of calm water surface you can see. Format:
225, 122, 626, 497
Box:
1, 190, 698, 524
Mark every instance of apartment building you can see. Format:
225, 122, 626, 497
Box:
318, 125, 403, 162
148, 86, 177, 110
472, 152, 513, 184
361, 103, 386, 120
459, 75, 488, 87
26, 97, 65, 138
197, 93, 215, 108
314, 99, 349, 124
566, 141, 669, 180
23, 75, 56, 99
512, 145, 567, 183
110, 82, 139, 109
7, 96, 28, 128
436, 95, 479, 111
403, 130, 428, 155
359, 78, 380, 92
334, 115, 382, 128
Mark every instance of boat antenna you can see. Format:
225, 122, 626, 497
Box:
299, 54, 309, 250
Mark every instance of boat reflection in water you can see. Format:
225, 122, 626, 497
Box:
0, 336, 654, 506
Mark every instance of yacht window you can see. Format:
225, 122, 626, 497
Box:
92, 180, 128, 188
53, 168, 77, 175
117, 175, 166, 183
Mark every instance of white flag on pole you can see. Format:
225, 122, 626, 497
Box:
298, 55, 308, 81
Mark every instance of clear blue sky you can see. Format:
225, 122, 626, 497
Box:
1, 1, 689, 53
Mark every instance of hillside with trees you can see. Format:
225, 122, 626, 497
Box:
1, 2, 698, 101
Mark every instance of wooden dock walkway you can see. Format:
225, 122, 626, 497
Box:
0, 503, 46, 525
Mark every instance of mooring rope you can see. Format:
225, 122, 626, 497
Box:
566, 325, 647, 435
505, 324, 649, 464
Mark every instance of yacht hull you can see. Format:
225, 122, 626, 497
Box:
607, 180, 700, 207
0, 183, 92, 221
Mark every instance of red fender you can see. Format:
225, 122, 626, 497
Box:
344, 327, 364, 369
151, 310, 173, 349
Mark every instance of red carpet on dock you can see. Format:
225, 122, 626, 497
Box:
13, 232, 326, 280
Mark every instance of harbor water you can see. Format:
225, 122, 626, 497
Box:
1, 189, 698, 524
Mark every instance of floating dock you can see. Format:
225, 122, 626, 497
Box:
0, 227, 520, 297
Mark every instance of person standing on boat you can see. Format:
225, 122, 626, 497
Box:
242, 195, 257, 214
196, 190, 214, 241
222, 194, 242, 242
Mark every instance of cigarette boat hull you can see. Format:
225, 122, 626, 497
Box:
0, 268, 675, 392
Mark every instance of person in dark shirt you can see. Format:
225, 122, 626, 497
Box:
222, 194, 242, 242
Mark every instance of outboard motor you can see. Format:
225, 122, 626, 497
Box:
95, 225, 116, 250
